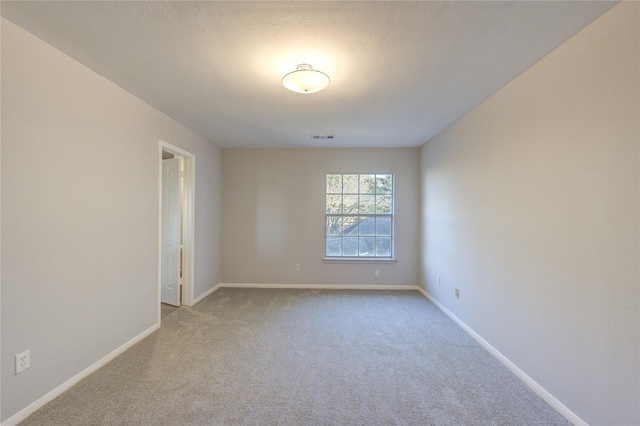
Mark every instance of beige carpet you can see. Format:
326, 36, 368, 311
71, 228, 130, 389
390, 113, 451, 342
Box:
161, 302, 179, 319
21, 288, 570, 425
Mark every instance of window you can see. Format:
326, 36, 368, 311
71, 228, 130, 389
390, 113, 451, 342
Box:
325, 174, 393, 258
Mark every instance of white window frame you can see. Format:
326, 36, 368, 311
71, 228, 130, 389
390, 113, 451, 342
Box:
323, 173, 396, 263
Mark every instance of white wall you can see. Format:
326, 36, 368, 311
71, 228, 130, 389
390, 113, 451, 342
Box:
222, 148, 419, 287
419, 3, 639, 425
1, 18, 222, 421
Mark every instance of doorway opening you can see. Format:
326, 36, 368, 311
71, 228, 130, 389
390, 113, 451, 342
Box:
157, 140, 195, 325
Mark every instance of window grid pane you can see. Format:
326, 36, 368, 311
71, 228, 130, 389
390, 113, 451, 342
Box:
325, 174, 393, 258
326, 195, 342, 214
326, 175, 342, 194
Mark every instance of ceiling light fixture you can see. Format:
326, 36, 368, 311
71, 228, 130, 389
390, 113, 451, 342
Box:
281, 64, 330, 94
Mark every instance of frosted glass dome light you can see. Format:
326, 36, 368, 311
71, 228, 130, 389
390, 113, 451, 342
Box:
282, 64, 330, 94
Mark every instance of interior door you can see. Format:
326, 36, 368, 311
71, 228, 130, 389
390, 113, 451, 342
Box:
161, 158, 181, 306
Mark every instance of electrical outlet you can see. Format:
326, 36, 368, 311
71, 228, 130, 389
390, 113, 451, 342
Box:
15, 350, 30, 374
375, 269, 380, 277
294, 263, 300, 271
455, 288, 460, 299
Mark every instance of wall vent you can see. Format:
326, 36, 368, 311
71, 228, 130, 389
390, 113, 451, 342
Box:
311, 134, 335, 140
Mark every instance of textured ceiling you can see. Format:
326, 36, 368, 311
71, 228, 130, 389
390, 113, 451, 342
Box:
1, 1, 616, 148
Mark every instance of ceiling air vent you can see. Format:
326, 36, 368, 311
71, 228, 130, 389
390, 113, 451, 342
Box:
311, 134, 335, 140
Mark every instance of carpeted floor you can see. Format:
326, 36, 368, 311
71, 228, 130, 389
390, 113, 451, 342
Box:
161, 302, 180, 319
21, 288, 570, 425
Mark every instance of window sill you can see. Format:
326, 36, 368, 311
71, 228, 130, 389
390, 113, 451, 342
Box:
322, 257, 397, 264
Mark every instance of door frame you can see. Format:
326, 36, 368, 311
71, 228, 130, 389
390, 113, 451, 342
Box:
157, 139, 196, 325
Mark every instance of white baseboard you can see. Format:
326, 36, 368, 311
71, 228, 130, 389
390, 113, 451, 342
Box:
1, 325, 157, 426
220, 283, 421, 291
415, 286, 586, 426
190, 283, 222, 305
